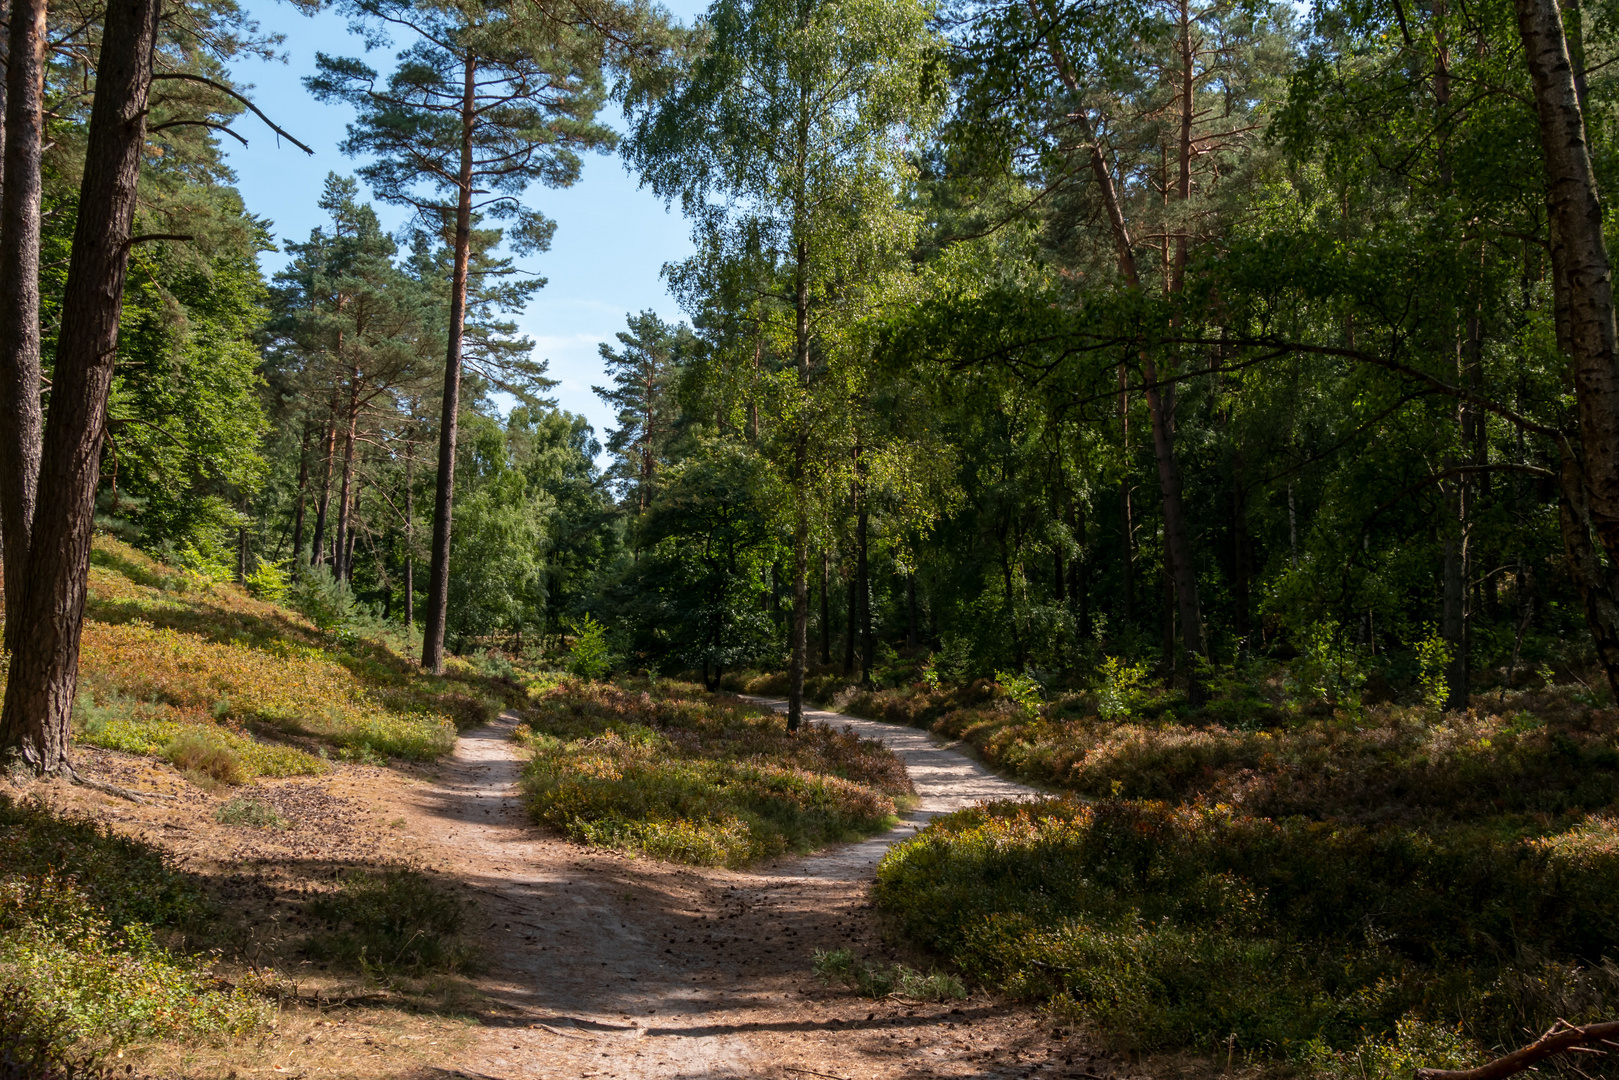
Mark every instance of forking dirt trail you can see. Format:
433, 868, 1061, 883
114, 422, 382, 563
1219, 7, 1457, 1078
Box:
405, 697, 1125, 1080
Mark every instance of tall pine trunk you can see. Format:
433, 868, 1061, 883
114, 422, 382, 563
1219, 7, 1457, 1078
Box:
291, 422, 312, 560
0, 0, 160, 769
404, 435, 414, 634
421, 53, 477, 675
0, 0, 46, 651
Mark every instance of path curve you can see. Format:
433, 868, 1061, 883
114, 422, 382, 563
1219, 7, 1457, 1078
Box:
740, 695, 1043, 880
409, 696, 1100, 1080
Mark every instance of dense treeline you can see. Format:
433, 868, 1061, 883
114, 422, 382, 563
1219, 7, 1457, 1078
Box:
5, 0, 1619, 760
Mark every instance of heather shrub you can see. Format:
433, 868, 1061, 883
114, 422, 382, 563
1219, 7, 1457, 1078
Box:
876, 798, 1619, 1067
517, 679, 911, 866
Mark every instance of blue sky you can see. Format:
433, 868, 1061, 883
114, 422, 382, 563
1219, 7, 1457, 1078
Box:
220, 0, 709, 448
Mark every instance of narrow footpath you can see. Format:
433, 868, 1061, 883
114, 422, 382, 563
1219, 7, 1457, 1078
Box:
410, 696, 1127, 1080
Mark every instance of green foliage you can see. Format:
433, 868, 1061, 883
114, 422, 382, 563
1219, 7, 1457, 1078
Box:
994, 670, 1042, 714
0, 797, 267, 1051
811, 948, 966, 1002
303, 868, 475, 976
517, 679, 911, 866
876, 799, 1619, 1063
242, 559, 288, 603
1094, 657, 1149, 720
1418, 628, 1454, 712
1283, 621, 1368, 713
568, 615, 614, 680
0, 985, 114, 1079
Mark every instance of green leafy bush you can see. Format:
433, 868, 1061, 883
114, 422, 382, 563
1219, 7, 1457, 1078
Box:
1095, 656, 1148, 720
994, 670, 1043, 714
568, 615, 613, 680
0, 985, 114, 1079
242, 559, 288, 604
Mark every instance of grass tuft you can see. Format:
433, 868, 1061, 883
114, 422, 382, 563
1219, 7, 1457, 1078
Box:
212, 797, 285, 829
811, 948, 966, 1002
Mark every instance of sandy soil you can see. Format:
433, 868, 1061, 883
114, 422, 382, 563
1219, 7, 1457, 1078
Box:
52, 700, 1162, 1080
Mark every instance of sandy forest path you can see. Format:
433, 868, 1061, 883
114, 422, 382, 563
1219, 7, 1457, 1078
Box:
417, 697, 1124, 1080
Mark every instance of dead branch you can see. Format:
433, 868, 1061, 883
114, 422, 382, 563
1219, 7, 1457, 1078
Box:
1416, 1020, 1619, 1080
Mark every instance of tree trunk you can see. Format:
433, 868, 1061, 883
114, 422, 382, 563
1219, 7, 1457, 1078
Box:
421, 53, 477, 675
907, 572, 917, 649
843, 556, 857, 676
819, 549, 831, 665
1514, 0, 1619, 698
789, 506, 808, 730
1030, 10, 1206, 679
310, 411, 337, 567
333, 384, 359, 584
0, 0, 160, 770
0, 0, 46, 651
291, 422, 311, 561
404, 436, 414, 634
857, 460, 873, 686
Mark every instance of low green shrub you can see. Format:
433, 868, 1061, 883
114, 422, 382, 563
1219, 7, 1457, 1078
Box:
812, 948, 966, 1002
0, 984, 114, 1079
303, 867, 475, 975
876, 798, 1619, 1070
517, 679, 911, 867
0, 798, 267, 1052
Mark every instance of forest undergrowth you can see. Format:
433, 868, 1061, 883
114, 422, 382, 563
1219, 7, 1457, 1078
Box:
0, 536, 525, 1071
515, 677, 914, 867
730, 665, 1619, 1077
63, 536, 526, 783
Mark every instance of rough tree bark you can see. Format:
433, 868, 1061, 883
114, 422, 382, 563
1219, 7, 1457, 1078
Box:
421, 54, 478, 675
0, 0, 161, 769
1514, 0, 1619, 698
0, 0, 47, 652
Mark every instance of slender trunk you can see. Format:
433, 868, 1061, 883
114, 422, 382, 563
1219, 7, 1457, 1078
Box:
333, 386, 358, 584
843, 557, 857, 676
1288, 483, 1298, 567
819, 550, 831, 665
907, 572, 917, 650
786, 83, 812, 730
1163, 542, 1176, 676
1514, 0, 1619, 697
404, 437, 414, 634
1034, 8, 1206, 678
291, 423, 312, 561
790, 507, 807, 730
311, 410, 337, 567
0, 0, 46, 647
856, 456, 872, 686
422, 54, 477, 675
1231, 456, 1250, 645
0, 0, 160, 770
